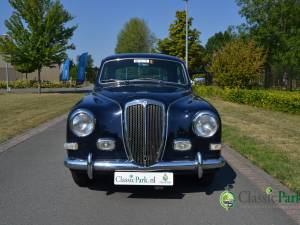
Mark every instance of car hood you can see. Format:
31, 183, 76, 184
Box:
94, 84, 192, 107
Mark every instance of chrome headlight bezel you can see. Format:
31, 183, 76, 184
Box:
69, 109, 96, 137
192, 111, 219, 138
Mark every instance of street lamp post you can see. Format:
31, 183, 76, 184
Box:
183, 0, 189, 71
5, 60, 9, 92
1, 34, 10, 92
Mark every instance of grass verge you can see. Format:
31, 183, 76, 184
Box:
0, 93, 83, 143
206, 97, 300, 193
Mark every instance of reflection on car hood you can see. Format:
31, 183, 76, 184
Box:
94, 84, 192, 107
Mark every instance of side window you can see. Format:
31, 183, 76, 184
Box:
177, 66, 185, 83
102, 67, 110, 80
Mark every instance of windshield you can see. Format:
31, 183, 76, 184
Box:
99, 58, 188, 85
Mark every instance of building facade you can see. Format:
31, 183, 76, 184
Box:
0, 56, 60, 81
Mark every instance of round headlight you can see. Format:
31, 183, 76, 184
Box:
69, 109, 95, 137
193, 112, 219, 137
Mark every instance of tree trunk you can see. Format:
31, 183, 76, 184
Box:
38, 67, 42, 94
264, 64, 272, 89
289, 73, 294, 91
25, 73, 28, 81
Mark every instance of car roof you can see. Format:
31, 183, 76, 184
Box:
102, 53, 184, 63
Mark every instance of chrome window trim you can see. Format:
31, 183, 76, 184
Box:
192, 111, 219, 138
69, 109, 96, 137
98, 57, 190, 86
124, 99, 166, 165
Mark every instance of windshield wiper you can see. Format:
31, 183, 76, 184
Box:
101, 79, 122, 83
130, 78, 162, 82
129, 78, 181, 86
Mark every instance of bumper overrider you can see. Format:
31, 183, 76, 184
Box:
64, 152, 225, 179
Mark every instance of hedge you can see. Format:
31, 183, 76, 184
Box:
0, 80, 79, 89
193, 85, 300, 114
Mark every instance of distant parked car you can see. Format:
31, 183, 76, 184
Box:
64, 53, 225, 187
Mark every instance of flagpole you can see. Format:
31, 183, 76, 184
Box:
183, 0, 189, 71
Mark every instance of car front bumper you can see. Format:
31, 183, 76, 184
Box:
64, 152, 225, 179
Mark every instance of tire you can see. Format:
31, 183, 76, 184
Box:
198, 170, 216, 186
71, 170, 91, 187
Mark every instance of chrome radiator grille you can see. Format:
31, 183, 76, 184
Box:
125, 100, 165, 166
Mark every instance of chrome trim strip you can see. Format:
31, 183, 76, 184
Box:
64, 153, 225, 173
87, 153, 93, 179
64, 158, 87, 170
124, 99, 166, 165
197, 152, 203, 178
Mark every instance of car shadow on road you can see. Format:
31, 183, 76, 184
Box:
87, 162, 236, 199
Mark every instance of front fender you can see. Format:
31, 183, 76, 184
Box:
66, 93, 127, 160
162, 95, 222, 161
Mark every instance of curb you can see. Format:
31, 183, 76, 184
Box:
223, 145, 300, 224
0, 114, 67, 154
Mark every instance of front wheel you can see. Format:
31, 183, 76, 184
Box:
198, 170, 216, 186
70, 170, 91, 187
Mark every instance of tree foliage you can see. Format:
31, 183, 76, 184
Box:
85, 54, 98, 83
115, 18, 156, 54
0, 0, 77, 93
209, 39, 266, 88
205, 27, 237, 58
157, 11, 205, 74
236, 0, 300, 88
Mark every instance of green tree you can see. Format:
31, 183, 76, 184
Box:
85, 54, 98, 83
236, 0, 300, 89
0, 0, 77, 93
115, 18, 156, 53
206, 27, 237, 58
69, 59, 77, 81
209, 39, 266, 88
157, 11, 205, 74
15, 63, 35, 80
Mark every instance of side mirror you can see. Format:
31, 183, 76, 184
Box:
193, 77, 206, 85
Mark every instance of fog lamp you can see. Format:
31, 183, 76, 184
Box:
97, 138, 115, 151
210, 143, 222, 151
173, 139, 192, 151
64, 142, 78, 150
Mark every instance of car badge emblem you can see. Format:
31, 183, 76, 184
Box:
163, 174, 168, 182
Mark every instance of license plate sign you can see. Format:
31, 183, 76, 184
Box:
114, 172, 173, 186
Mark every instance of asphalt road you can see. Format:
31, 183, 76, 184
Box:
0, 121, 297, 225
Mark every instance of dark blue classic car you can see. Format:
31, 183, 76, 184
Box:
64, 53, 225, 187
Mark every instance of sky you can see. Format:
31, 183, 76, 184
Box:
0, 0, 245, 66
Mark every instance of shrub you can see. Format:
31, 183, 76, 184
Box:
193, 85, 300, 113
209, 39, 266, 89
0, 80, 80, 89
